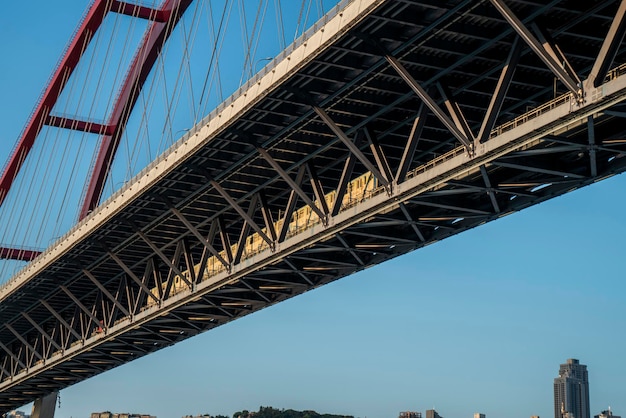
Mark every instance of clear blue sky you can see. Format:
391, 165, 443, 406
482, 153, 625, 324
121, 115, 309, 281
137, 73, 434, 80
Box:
1, 2, 625, 418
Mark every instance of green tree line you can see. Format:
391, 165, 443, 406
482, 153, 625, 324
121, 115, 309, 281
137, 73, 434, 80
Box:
231, 406, 354, 418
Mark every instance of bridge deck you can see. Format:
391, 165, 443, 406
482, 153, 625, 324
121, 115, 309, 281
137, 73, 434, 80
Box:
2, 0, 626, 411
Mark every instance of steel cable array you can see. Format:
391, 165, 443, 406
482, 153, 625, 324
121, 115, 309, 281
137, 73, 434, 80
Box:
0, 0, 341, 284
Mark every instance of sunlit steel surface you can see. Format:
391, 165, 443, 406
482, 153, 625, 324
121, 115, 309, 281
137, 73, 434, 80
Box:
2, 0, 626, 412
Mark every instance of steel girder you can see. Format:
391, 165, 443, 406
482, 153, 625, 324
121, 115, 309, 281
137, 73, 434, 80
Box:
2, 0, 626, 412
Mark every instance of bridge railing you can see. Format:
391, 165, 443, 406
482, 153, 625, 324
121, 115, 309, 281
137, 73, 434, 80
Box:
406, 146, 468, 181
604, 61, 626, 82
490, 61, 626, 140
404, 91, 575, 183
490, 93, 573, 139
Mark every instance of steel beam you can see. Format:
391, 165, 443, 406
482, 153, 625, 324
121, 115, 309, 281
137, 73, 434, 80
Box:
278, 166, 306, 243
480, 166, 501, 214
132, 228, 186, 282
112, 1, 167, 21
398, 203, 426, 243
489, 0, 581, 97
258, 190, 277, 242
306, 163, 330, 216
60, 286, 103, 333
334, 233, 365, 266
233, 194, 260, 265
312, 107, 390, 186
257, 148, 327, 222
106, 250, 160, 305
588, 116, 598, 177
364, 128, 393, 186
477, 37, 521, 143
217, 216, 233, 264
396, 104, 427, 183
491, 161, 585, 179
0, 247, 42, 262
345, 230, 418, 245
587, 0, 626, 88
45, 115, 112, 135
195, 220, 220, 285
40, 300, 82, 343
21, 312, 63, 353
210, 181, 273, 246
170, 207, 230, 269
437, 83, 475, 142
385, 55, 473, 151
0, 340, 25, 371
4, 323, 43, 364
181, 239, 196, 284
531, 23, 580, 86
283, 259, 315, 286
409, 199, 491, 216
332, 151, 357, 217
0, 359, 9, 381
83, 269, 130, 317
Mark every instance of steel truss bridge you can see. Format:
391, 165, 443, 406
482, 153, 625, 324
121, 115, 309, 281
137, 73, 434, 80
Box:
2, 0, 626, 412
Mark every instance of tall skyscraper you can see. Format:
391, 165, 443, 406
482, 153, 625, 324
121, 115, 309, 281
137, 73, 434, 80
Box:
554, 359, 590, 418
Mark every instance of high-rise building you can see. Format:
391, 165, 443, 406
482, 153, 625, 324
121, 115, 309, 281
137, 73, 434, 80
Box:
595, 409, 621, 418
399, 412, 421, 418
475, 413, 486, 418
554, 359, 590, 418
426, 410, 443, 418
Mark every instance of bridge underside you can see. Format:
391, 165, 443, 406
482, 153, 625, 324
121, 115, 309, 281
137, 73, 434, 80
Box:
2, 0, 626, 411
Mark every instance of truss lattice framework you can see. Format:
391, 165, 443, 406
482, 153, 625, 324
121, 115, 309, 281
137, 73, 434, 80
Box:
0, 0, 192, 261
2, 0, 626, 412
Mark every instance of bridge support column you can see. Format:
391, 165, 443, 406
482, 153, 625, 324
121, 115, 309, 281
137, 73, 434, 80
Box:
30, 392, 57, 418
